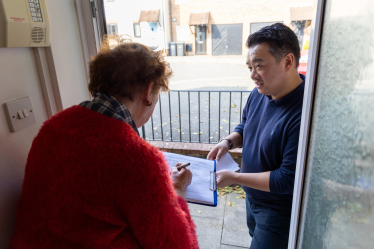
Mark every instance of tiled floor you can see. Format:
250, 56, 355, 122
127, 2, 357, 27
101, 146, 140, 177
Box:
188, 192, 251, 249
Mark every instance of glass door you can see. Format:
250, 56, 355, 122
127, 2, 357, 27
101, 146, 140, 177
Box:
195, 25, 207, 54
296, 0, 374, 248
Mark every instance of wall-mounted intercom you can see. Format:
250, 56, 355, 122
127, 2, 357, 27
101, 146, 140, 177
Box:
0, 0, 50, 47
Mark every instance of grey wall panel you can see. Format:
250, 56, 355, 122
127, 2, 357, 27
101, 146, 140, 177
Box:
212, 24, 243, 56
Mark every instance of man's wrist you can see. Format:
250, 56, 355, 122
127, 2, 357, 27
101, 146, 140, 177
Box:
220, 137, 233, 149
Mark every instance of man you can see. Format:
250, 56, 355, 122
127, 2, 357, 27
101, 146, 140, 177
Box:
207, 23, 305, 249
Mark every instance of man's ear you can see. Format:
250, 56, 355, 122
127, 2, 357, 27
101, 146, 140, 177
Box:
284, 53, 295, 71
145, 81, 154, 104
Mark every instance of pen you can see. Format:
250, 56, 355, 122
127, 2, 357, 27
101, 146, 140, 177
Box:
176, 163, 190, 170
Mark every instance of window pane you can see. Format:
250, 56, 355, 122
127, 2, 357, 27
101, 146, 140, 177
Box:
134, 24, 141, 37
299, 0, 374, 248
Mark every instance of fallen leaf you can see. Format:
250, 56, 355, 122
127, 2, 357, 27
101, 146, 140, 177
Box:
197, 211, 202, 214
231, 105, 237, 108
228, 201, 232, 206
176, 115, 179, 118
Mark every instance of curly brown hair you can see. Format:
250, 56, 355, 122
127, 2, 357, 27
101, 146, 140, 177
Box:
88, 35, 172, 100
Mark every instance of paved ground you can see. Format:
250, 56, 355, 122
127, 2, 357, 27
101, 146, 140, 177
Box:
140, 55, 255, 144
188, 191, 251, 249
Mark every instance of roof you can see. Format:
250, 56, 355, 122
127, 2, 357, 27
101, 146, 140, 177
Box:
188, 12, 210, 25
138, 9, 160, 23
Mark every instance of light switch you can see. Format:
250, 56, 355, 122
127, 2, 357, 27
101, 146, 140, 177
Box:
4, 97, 36, 132
22, 109, 29, 117
17, 110, 25, 119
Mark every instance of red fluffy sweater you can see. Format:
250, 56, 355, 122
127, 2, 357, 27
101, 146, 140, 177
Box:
8, 106, 199, 249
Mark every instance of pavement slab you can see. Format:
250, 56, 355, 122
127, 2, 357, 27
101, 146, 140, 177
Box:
221, 193, 252, 248
191, 216, 224, 249
188, 195, 226, 219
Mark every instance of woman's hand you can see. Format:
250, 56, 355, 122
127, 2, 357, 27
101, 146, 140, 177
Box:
207, 141, 230, 161
171, 162, 193, 199
216, 170, 236, 188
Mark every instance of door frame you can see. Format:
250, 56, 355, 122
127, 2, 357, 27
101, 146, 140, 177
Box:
195, 25, 207, 55
74, 0, 327, 247
287, 0, 326, 248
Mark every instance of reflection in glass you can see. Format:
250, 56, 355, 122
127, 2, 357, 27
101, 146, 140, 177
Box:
298, 0, 374, 248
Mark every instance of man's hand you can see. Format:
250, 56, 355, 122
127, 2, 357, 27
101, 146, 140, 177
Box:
216, 170, 236, 188
207, 141, 229, 161
171, 163, 193, 199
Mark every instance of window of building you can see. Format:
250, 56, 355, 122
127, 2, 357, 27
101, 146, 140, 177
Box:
106, 23, 118, 36
176, 26, 189, 41
133, 23, 141, 38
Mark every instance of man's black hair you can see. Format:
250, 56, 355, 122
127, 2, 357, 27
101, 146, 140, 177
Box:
246, 23, 300, 68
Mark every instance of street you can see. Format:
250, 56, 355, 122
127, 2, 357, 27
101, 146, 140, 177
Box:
167, 55, 255, 91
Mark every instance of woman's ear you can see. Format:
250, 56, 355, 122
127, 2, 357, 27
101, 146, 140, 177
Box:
145, 81, 154, 105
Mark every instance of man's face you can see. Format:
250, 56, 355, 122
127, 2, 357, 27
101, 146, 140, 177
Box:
246, 43, 287, 98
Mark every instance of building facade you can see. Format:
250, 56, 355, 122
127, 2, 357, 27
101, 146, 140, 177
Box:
170, 0, 313, 55
104, 0, 171, 52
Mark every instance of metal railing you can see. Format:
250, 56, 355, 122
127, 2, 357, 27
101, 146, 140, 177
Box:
140, 90, 251, 144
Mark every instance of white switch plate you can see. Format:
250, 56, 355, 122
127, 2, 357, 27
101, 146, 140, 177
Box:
4, 97, 36, 132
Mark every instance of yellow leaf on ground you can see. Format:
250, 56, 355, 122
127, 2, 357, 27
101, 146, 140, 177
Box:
197, 211, 202, 214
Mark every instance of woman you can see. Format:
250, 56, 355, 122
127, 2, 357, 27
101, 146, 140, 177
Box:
8, 37, 199, 249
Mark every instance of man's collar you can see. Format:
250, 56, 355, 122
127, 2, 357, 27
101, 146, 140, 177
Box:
267, 74, 305, 106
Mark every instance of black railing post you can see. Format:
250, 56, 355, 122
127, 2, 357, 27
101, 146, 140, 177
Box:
188, 91, 191, 142
151, 116, 154, 140
218, 92, 221, 141
198, 92, 201, 143
142, 126, 146, 140
208, 91, 211, 144
240, 92, 243, 123
229, 91, 232, 134
159, 94, 163, 140
168, 91, 172, 141
178, 91, 182, 142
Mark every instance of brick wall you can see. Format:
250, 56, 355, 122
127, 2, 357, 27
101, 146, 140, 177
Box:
170, 0, 313, 55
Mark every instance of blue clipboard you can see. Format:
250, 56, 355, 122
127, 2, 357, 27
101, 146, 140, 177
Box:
187, 160, 217, 207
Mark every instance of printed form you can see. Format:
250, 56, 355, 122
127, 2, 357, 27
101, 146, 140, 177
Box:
163, 152, 215, 205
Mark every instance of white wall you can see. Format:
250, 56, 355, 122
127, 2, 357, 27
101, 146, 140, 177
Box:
0, 48, 50, 248
0, 0, 89, 248
47, 0, 90, 109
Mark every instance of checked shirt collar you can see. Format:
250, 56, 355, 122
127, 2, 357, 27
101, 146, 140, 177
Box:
80, 93, 139, 135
